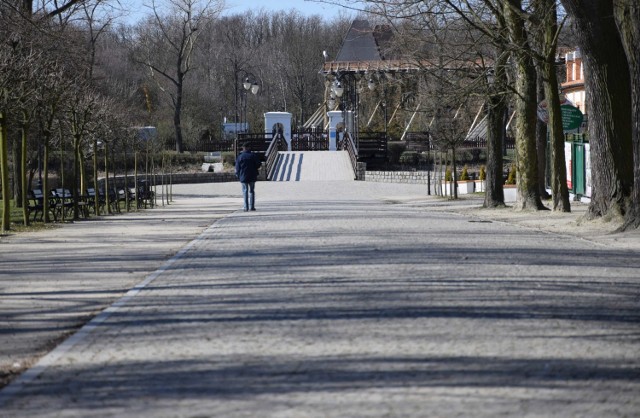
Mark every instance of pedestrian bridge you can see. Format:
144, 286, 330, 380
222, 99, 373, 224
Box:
238, 130, 387, 183
235, 111, 388, 182
270, 151, 354, 182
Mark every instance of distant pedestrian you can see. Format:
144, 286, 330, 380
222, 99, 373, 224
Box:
235, 142, 262, 211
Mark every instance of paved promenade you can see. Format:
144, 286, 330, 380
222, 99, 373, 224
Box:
1, 181, 639, 417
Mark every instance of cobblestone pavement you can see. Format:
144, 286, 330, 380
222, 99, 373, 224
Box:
1, 181, 639, 417
0, 196, 238, 388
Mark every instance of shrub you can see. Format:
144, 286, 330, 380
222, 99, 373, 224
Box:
399, 151, 418, 165
459, 165, 470, 181
470, 148, 482, 163
459, 150, 473, 163
506, 164, 516, 184
222, 151, 235, 167
388, 143, 406, 165
479, 165, 486, 181
165, 151, 201, 167
445, 167, 452, 181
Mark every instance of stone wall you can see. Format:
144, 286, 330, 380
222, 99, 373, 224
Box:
98, 172, 237, 189
168, 172, 237, 184
364, 170, 432, 185
355, 163, 366, 181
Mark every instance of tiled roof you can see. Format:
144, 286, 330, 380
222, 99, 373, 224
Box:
322, 60, 420, 74
335, 20, 381, 62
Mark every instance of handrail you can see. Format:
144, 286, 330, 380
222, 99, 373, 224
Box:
265, 133, 287, 180
339, 132, 358, 178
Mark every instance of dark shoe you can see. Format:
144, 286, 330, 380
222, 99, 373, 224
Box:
250, 208, 256, 211
243, 208, 248, 212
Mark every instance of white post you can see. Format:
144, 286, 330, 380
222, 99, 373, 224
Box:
264, 112, 293, 150
327, 111, 343, 151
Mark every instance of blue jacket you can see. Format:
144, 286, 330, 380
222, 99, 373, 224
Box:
235, 150, 262, 183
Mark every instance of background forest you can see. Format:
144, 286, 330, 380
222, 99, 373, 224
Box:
0, 0, 353, 229
1, 0, 639, 232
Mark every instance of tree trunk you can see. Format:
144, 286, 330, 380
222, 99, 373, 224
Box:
79, 149, 86, 194
123, 146, 129, 211
543, 57, 571, 212
562, 0, 633, 220
59, 125, 66, 221
104, 142, 111, 215
43, 141, 51, 222
484, 101, 506, 208
542, 77, 570, 212
174, 72, 184, 153
452, 146, 458, 200
93, 138, 99, 216
614, 0, 640, 229
12, 128, 22, 208
535, 67, 550, 200
504, 0, 546, 210
0, 111, 10, 231
73, 134, 81, 220
21, 117, 29, 226
484, 53, 507, 209
541, 0, 571, 211
134, 151, 139, 212
531, 10, 550, 201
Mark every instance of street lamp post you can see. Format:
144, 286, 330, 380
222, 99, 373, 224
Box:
328, 94, 336, 110
332, 79, 345, 144
326, 71, 368, 148
242, 76, 260, 134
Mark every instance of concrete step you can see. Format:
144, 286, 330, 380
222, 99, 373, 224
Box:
270, 151, 354, 181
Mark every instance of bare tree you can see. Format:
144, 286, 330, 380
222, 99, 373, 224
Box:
275, 12, 327, 126
613, 0, 640, 229
431, 103, 473, 199
0, 35, 42, 230
2, 0, 85, 18
502, 0, 546, 210
0, 46, 10, 231
532, 0, 570, 211
484, 50, 509, 208
426, 0, 511, 208
214, 14, 258, 128
561, 0, 633, 222
81, 0, 123, 80
323, 1, 513, 207
15, 48, 43, 225
63, 83, 101, 220
35, 61, 70, 222
93, 26, 149, 119
135, 0, 222, 152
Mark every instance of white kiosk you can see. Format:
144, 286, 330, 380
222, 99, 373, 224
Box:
327, 110, 343, 151
264, 112, 293, 151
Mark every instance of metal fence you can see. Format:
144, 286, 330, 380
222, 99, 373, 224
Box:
404, 132, 516, 151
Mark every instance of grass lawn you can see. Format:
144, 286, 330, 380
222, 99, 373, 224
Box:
0, 200, 58, 234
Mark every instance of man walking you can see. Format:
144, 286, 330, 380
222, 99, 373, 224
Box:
235, 142, 262, 211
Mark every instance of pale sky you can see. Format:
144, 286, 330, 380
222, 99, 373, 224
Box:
225, 0, 352, 18
119, 0, 357, 25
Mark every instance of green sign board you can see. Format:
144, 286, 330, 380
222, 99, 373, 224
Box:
561, 105, 584, 131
